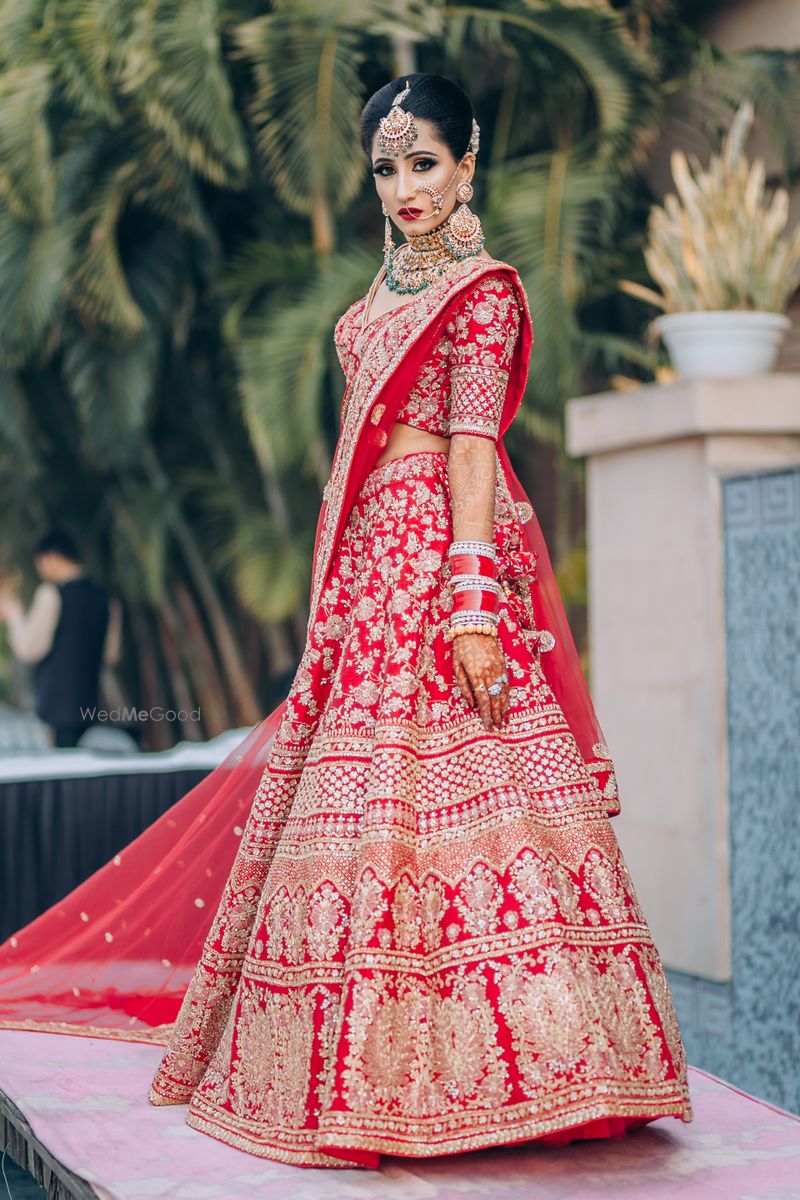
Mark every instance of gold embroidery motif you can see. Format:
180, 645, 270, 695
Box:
228, 982, 321, 1123
455, 863, 504, 936
341, 973, 510, 1119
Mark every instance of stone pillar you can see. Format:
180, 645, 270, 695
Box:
566, 375, 800, 982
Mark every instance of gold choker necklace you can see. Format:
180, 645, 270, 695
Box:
384, 205, 485, 294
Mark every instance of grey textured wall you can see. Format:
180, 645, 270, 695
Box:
667, 467, 800, 1114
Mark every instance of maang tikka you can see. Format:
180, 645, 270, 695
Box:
379, 81, 419, 257
376, 80, 418, 158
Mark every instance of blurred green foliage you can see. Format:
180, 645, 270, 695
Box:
0, 0, 798, 738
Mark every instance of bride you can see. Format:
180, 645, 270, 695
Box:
0, 73, 692, 1169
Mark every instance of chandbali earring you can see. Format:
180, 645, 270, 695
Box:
443, 117, 484, 254
442, 195, 485, 259
382, 202, 395, 264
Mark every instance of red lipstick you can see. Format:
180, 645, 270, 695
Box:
398, 206, 423, 220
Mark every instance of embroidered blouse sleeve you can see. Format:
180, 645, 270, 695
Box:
447, 274, 522, 442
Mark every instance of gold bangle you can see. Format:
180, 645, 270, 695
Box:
445, 623, 499, 641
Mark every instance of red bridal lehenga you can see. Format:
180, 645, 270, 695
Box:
0, 256, 692, 1168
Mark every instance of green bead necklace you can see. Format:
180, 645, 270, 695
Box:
384, 207, 485, 295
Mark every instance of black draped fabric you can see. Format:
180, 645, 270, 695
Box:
0, 769, 209, 942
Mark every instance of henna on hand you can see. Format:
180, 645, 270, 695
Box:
453, 632, 509, 730
447, 434, 507, 730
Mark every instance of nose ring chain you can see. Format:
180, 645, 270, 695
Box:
408, 161, 462, 215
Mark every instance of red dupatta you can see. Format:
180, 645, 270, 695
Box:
0, 255, 616, 1046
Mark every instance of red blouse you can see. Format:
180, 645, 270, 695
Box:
334, 272, 523, 443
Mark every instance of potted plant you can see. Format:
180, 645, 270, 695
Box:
621, 101, 800, 378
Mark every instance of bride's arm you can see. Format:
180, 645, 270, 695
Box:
448, 433, 495, 544
444, 274, 522, 731
447, 435, 507, 731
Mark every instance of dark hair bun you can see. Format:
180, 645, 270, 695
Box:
360, 73, 474, 160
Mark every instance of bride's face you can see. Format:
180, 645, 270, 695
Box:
371, 116, 475, 236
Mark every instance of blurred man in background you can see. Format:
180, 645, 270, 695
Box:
0, 530, 122, 748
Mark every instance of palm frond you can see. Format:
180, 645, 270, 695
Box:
507, 404, 564, 448
235, 245, 376, 469
0, 212, 72, 366
221, 238, 318, 338
130, 134, 220, 245
119, 0, 249, 187
111, 484, 171, 604
440, 0, 659, 166
0, 0, 48, 67
579, 329, 659, 374
0, 64, 54, 221
0, 368, 39, 467
671, 46, 800, 177
234, 6, 368, 217
44, 0, 122, 124
211, 511, 313, 622
61, 323, 159, 467
70, 158, 147, 337
486, 145, 622, 409
64, 226, 191, 462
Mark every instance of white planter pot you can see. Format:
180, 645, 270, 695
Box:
654, 310, 791, 378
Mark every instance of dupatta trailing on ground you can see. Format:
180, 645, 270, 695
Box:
0, 255, 617, 1045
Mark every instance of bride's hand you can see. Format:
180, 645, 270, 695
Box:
452, 633, 509, 731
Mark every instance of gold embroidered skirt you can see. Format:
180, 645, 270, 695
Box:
147, 450, 692, 1167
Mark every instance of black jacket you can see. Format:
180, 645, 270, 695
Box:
34, 577, 109, 729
